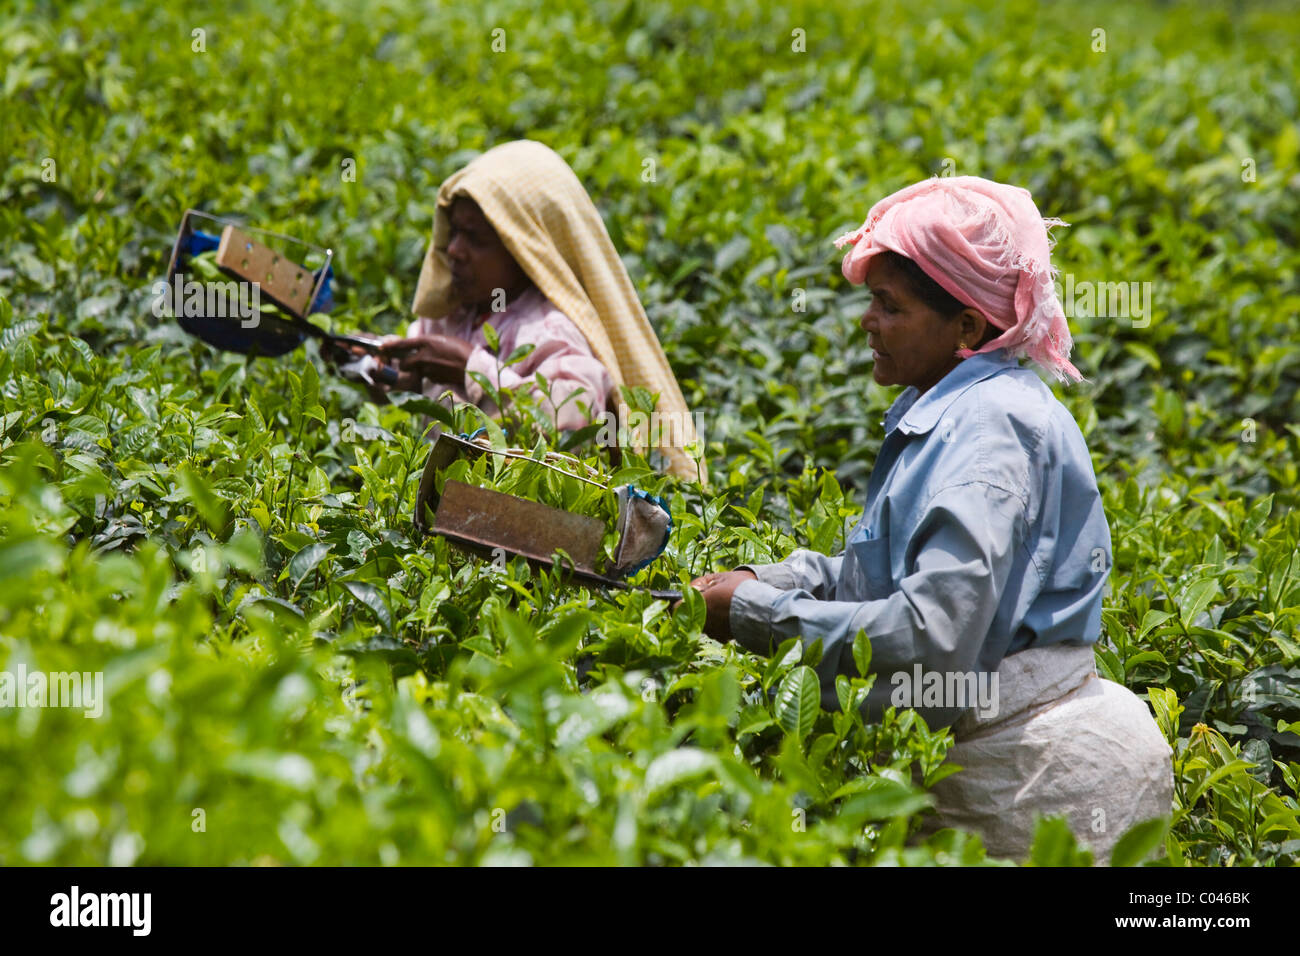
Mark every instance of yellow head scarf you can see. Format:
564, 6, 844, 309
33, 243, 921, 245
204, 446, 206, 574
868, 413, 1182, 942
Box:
411, 140, 705, 483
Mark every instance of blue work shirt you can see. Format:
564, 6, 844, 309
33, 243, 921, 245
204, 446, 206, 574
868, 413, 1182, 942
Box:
730, 348, 1111, 729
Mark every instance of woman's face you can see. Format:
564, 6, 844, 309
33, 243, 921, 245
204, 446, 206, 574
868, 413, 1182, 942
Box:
446, 197, 532, 312
859, 256, 977, 396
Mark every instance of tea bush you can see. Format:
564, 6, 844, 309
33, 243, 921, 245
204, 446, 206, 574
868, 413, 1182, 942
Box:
2, 0, 1298, 865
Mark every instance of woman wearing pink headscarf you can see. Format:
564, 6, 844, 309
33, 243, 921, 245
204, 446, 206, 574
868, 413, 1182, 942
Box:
685, 176, 1173, 863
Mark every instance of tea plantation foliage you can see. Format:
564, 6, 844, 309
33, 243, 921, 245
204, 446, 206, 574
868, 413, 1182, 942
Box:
3, 0, 1299, 866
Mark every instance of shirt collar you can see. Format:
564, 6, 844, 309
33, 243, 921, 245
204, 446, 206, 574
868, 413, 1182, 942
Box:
882, 349, 1021, 436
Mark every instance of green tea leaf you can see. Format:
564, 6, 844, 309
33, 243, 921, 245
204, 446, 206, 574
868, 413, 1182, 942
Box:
342, 580, 393, 632
287, 542, 331, 589
852, 629, 872, 678
775, 665, 820, 741
1110, 817, 1169, 867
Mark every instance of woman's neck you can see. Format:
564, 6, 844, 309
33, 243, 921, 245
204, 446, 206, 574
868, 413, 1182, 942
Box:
467, 281, 536, 323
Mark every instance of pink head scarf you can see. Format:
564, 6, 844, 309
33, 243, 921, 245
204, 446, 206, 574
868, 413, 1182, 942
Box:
834, 176, 1085, 385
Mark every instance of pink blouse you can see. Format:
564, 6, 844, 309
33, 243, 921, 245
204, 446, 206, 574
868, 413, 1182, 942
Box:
406, 286, 614, 430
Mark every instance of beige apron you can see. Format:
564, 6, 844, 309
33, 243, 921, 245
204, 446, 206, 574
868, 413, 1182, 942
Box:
920, 643, 1174, 865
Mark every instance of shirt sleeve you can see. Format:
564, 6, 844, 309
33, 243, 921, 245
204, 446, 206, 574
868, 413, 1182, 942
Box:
464, 311, 613, 430
729, 481, 1027, 728
737, 550, 845, 599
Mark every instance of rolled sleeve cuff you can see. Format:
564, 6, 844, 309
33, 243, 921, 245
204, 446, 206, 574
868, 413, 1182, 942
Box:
735, 562, 801, 591
729, 579, 785, 655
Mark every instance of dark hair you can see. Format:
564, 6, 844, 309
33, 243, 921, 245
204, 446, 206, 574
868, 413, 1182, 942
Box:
877, 250, 967, 315
877, 250, 1000, 347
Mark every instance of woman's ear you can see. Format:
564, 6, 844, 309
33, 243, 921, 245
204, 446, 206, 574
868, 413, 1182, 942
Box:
959, 308, 992, 348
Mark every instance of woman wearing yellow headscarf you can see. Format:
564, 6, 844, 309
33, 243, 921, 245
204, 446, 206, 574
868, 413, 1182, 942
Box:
376, 140, 704, 482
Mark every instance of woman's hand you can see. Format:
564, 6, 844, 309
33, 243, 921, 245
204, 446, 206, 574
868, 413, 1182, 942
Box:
680, 569, 757, 643
325, 338, 411, 401
379, 335, 474, 385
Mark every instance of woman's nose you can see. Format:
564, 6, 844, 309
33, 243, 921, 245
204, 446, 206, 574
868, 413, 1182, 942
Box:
447, 235, 468, 261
